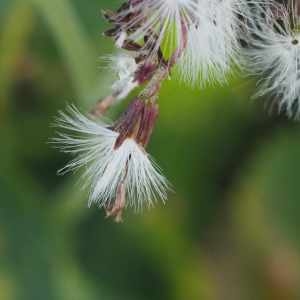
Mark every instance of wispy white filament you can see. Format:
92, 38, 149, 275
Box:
245, 3, 300, 118
178, 0, 243, 86
104, 53, 138, 101
52, 106, 169, 211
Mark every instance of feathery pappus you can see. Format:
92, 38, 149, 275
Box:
104, 0, 252, 87
53, 103, 169, 222
178, 0, 247, 86
244, 1, 300, 118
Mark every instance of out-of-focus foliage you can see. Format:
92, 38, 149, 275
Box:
1, 1, 300, 300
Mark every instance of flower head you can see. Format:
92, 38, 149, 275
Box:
53, 103, 169, 221
244, 3, 300, 118
104, 0, 196, 60
178, 0, 242, 86
104, 0, 252, 87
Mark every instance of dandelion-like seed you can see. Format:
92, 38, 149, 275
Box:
105, 0, 250, 87
245, 2, 300, 118
178, 0, 242, 86
53, 103, 169, 222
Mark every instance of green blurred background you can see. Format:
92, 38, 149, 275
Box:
1, 0, 300, 299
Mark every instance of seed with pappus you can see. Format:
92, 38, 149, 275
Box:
52, 103, 169, 222
244, 2, 300, 118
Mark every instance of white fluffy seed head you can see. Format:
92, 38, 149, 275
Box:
118, 0, 197, 59
177, 0, 243, 87
244, 3, 300, 118
52, 105, 169, 211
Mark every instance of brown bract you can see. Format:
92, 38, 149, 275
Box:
113, 98, 159, 149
